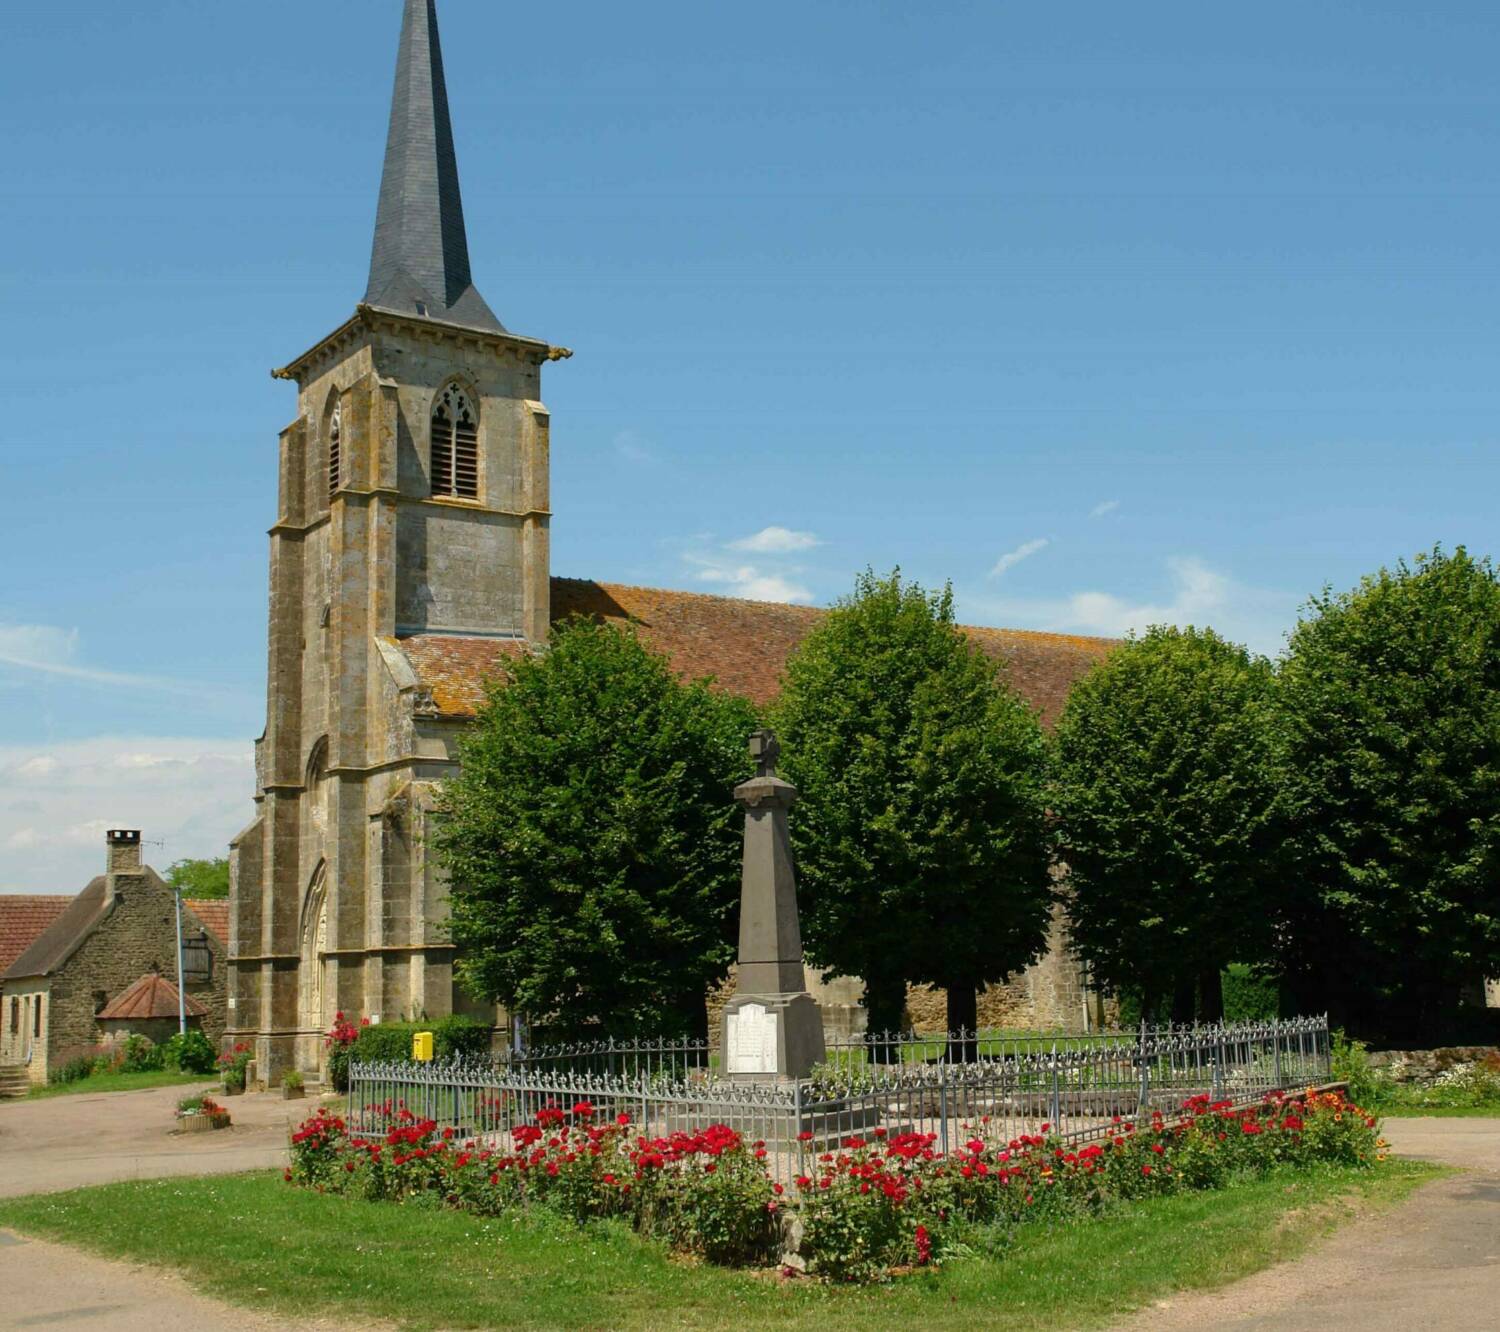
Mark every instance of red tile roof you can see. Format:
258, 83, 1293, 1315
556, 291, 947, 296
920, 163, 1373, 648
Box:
184, 900, 229, 949
0, 896, 74, 976
97, 972, 206, 1022
392, 578, 1117, 728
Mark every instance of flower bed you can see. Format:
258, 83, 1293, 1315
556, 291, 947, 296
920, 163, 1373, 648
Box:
286, 1088, 1383, 1283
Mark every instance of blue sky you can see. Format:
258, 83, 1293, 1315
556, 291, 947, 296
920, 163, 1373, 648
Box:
3, 0, 1499, 887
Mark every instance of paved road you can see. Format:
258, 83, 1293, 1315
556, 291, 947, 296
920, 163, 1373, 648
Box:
1114, 1117, 1500, 1331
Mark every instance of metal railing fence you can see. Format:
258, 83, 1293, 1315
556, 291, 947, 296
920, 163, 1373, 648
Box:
347, 1016, 1330, 1188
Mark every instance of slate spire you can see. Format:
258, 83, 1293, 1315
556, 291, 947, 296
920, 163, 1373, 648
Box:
364, 0, 504, 332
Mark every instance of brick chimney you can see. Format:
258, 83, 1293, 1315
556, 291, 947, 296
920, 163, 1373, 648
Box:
106, 829, 143, 875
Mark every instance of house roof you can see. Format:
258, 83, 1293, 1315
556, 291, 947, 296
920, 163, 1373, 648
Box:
3, 877, 113, 981
0, 896, 73, 976
97, 972, 206, 1022
184, 900, 229, 950
389, 578, 1117, 728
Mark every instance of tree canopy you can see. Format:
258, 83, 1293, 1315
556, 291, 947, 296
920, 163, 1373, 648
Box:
436, 618, 758, 1041
166, 857, 230, 900
1277, 546, 1500, 1040
1050, 625, 1281, 1022
773, 569, 1053, 1045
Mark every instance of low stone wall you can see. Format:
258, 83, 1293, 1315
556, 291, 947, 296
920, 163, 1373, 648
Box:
1368, 1046, 1500, 1083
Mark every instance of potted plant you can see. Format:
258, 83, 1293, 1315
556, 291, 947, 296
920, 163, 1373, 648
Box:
282, 1069, 305, 1101
218, 1041, 252, 1096
176, 1093, 232, 1133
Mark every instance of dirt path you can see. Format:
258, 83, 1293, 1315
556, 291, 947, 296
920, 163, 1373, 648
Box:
1112, 1117, 1500, 1331
0, 1094, 1494, 1331
0, 1081, 297, 1199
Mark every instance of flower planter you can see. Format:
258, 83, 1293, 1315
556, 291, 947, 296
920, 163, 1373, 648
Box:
178, 1111, 231, 1134
282, 1085, 305, 1101
222, 1083, 245, 1098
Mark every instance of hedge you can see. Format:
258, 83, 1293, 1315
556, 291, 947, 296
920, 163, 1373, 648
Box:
350, 1015, 493, 1065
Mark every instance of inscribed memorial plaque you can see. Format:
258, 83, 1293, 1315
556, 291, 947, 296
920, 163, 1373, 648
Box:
726, 1002, 779, 1074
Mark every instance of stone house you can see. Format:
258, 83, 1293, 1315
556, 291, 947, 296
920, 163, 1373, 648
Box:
228, 0, 1117, 1080
0, 831, 228, 1086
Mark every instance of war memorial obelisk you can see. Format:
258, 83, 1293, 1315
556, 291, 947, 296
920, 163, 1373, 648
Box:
721, 731, 826, 1080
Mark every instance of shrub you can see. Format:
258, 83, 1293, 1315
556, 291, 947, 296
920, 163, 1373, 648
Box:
350, 1015, 492, 1066
121, 1035, 162, 1073
51, 1054, 98, 1086
1221, 964, 1280, 1022
161, 1029, 217, 1074
284, 1069, 304, 1091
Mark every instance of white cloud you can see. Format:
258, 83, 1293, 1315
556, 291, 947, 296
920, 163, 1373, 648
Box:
962, 556, 1295, 657
692, 560, 814, 604
727, 526, 822, 555
0, 737, 253, 892
0, 621, 223, 695
990, 537, 1050, 579
1089, 499, 1121, 519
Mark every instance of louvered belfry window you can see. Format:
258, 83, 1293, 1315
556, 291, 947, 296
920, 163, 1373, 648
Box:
431, 384, 479, 499
327, 402, 343, 499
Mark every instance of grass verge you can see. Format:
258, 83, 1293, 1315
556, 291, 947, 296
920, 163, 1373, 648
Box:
0, 1160, 1442, 1332
24, 1070, 216, 1100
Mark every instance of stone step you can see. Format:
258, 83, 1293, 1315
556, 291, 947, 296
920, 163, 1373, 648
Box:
0, 1066, 31, 1099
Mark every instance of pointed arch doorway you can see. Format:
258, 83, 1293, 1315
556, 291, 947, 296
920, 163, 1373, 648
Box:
298, 863, 329, 1070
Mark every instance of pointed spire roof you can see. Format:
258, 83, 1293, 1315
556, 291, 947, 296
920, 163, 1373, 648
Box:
364, 0, 504, 332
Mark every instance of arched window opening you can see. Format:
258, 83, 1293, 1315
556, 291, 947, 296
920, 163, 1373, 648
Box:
431, 384, 478, 499
328, 401, 343, 499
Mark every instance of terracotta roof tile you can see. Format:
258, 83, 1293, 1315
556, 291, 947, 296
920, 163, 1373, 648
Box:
97, 972, 206, 1022
184, 900, 229, 949
392, 578, 1116, 728
0, 896, 73, 976
394, 635, 530, 716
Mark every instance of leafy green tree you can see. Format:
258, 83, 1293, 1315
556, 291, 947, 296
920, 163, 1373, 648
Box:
166, 857, 229, 900
437, 619, 758, 1040
774, 570, 1053, 1050
1050, 626, 1281, 1022
1278, 546, 1500, 1040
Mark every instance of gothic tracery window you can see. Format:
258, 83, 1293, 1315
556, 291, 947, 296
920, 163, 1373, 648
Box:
431, 384, 478, 499
328, 401, 343, 499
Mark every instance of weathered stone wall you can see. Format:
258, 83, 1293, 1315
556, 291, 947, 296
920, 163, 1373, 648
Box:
44, 873, 227, 1076
1367, 1046, 1500, 1083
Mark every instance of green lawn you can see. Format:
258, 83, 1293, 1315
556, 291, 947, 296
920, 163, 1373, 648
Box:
25, 1070, 216, 1100
0, 1161, 1442, 1332
1377, 1105, 1500, 1118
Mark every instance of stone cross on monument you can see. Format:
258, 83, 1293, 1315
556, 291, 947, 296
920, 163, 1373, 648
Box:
721, 729, 826, 1080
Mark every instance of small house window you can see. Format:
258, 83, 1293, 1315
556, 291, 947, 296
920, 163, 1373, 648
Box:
33, 996, 42, 1038
93, 990, 108, 1016
183, 934, 213, 985
328, 401, 343, 499
8, 997, 16, 1034
431, 384, 478, 499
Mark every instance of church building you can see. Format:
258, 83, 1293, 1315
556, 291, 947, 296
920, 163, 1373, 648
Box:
227, 0, 1114, 1079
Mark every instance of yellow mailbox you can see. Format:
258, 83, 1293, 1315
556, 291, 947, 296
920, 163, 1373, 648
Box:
412, 1030, 434, 1062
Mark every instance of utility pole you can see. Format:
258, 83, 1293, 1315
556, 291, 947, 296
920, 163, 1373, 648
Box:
146, 838, 187, 1036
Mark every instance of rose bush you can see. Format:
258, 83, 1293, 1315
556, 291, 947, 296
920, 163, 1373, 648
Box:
286, 1087, 1383, 1283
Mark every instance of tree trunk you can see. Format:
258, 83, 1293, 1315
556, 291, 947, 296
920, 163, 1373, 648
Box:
1198, 966, 1225, 1023
1169, 975, 1197, 1025
863, 975, 907, 1064
945, 985, 979, 1064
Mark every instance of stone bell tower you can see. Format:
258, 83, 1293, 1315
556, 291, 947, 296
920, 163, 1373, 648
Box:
228, 0, 569, 1078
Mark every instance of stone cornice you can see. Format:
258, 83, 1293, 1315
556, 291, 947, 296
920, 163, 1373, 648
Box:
271, 305, 571, 386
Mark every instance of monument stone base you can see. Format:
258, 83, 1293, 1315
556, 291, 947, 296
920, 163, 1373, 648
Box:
722, 991, 827, 1081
